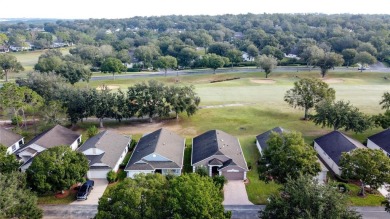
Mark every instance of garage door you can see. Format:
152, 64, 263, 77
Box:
222, 171, 244, 180
87, 169, 110, 179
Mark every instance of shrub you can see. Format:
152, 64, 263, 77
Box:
117, 170, 127, 181
86, 125, 99, 138
107, 170, 117, 183
11, 115, 22, 125
129, 139, 137, 151
212, 175, 227, 190
247, 161, 252, 170
195, 166, 208, 177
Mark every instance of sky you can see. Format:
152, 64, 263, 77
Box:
1, 0, 389, 19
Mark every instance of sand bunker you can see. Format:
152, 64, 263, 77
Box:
96, 85, 120, 90
322, 78, 344, 84
251, 79, 276, 84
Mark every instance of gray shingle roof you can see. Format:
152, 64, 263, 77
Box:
78, 130, 131, 169
0, 127, 23, 147
314, 131, 364, 165
368, 129, 390, 153
125, 128, 185, 170
24, 125, 80, 149
192, 130, 248, 170
256, 127, 287, 151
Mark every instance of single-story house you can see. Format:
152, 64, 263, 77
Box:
0, 127, 24, 154
367, 129, 390, 156
16, 125, 82, 172
78, 130, 131, 179
314, 131, 364, 176
256, 127, 287, 155
125, 128, 185, 178
192, 130, 248, 180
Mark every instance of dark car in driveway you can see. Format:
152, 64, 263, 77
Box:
76, 180, 94, 200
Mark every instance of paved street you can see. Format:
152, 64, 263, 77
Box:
41, 205, 97, 219
224, 205, 390, 219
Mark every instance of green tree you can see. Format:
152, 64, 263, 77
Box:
97, 174, 169, 219
380, 92, 390, 110
342, 48, 357, 67
226, 49, 243, 67
317, 52, 344, 78
34, 55, 63, 72
86, 125, 99, 138
258, 132, 320, 184
0, 172, 43, 219
100, 57, 126, 80
255, 54, 278, 78
155, 55, 177, 76
301, 45, 325, 70
207, 42, 232, 57
312, 100, 371, 133
0, 33, 8, 45
0, 144, 20, 174
284, 78, 336, 120
134, 45, 160, 69
259, 175, 361, 219
246, 44, 259, 60
167, 173, 230, 219
372, 110, 390, 129
127, 80, 170, 122
95, 85, 115, 128
177, 47, 198, 68
165, 85, 200, 119
340, 148, 390, 196
26, 145, 89, 194
59, 61, 92, 84
354, 51, 376, 72
0, 53, 24, 82
40, 100, 66, 127
357, 42, 378, 56
202, 53, 226, 74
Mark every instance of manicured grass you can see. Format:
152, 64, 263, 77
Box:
347, 183, 386, 206
37, 192, 76, 205
240, 137, 281, 204
183, 147, 192, 173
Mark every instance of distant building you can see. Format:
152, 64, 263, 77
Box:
0, 45, 9, 53
284, 53, 301, 60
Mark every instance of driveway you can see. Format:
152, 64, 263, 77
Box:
70, 179, 108, 205
223, 180, 253, 205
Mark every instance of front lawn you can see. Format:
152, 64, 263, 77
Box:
37, 190, 76, 205
347, 183, 386, 206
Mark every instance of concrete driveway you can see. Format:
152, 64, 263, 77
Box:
70, 179, 108, 205
223, 180, 253, 205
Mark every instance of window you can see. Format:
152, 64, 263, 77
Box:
12, 145, 16, 152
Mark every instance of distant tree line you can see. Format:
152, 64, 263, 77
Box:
15, 73, 200, 127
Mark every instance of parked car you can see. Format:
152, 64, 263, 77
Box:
76, 180, 94, 200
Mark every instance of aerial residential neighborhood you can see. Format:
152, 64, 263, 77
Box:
1, 1, 390, 219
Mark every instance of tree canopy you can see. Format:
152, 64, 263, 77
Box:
0, 172, 43, 219
0, 53, 24, 82
255, 54, 278, 78
284, 78, 336, 120
258, 131, 321, 184
97, 173, 229, 219
340, 148, 390, 196
100, 57, 127, 79
0, 144, 20, 174
259, 175, 361, 219
317, 52, 344, 78
26, 145, 89, 194
312, 100, 371, 133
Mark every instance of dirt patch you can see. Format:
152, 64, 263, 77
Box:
322, 78, 344, 84
108, 119, 197, 136
251, 79, 276, 84
96, 85, 120, 90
